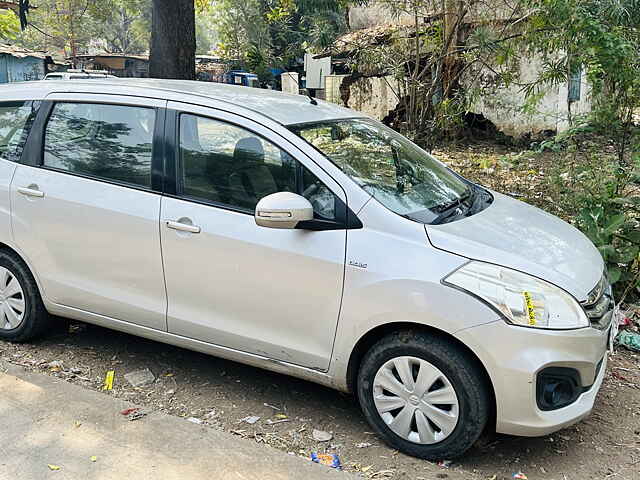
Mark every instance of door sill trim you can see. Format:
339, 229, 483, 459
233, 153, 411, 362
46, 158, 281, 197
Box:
47, 302, 334, 388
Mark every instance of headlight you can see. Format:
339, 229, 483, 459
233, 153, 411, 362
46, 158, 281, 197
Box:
444, 261, 589, 329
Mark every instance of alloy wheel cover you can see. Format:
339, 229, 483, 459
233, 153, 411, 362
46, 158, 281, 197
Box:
372, 356, 460, 444
0, 266, 26, 330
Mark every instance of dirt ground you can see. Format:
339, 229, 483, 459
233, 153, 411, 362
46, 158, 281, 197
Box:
1, 322, 638, 480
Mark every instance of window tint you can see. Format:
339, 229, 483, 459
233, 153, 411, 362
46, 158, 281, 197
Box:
44, 103, 155, 188
179, 114, 337, 220
0, 101, 39, 162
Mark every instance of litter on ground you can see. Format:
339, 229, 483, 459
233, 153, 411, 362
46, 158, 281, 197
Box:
265, 418, 290, 425
241, 415, 260, 424
120, 407, 140, 416
310, 453, 341, 469
124, 368, 156, 387
617, 330, 640, 352
312, 429, 333, 442
127, 409, 148, 421
102, 370, 115, 391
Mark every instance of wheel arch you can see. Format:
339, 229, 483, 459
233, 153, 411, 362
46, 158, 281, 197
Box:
0, 241, 47, 300
345, 322, 496, 428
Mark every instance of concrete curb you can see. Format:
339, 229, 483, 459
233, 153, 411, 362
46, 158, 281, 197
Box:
0, 362, 355, 480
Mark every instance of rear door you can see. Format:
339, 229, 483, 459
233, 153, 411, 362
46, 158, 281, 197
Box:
11, 94, 167, 330
159, 102, 348, 370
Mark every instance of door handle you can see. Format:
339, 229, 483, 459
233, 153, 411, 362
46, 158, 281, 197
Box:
166, 220, 201, 234
17, 187, 44, 198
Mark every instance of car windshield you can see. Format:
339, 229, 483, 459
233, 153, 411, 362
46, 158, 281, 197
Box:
289, 118, 473, 223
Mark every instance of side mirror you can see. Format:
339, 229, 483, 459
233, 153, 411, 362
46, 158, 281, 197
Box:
255, 192, 314, 229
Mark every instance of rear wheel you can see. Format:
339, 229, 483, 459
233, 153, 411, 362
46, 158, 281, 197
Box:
357, 330, 490, 460
0, 250, 51, 342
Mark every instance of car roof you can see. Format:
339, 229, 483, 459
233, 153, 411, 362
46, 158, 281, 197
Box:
5, 78, 362, 126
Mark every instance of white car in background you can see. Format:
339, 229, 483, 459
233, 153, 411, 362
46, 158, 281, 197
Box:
0, 79, 614, 460
43, 70, 116, 80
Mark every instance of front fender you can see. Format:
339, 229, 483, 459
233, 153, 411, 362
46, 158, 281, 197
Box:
327, 202, 501, 391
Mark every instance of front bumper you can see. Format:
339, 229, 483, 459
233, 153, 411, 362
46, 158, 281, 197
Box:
455, 320, 609, 436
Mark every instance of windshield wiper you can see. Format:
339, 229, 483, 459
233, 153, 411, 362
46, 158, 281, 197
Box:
430, 187, 474, 225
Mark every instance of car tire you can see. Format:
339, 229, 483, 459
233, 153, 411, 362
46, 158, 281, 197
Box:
357, 330, 490, 460
0, 250, 52, 342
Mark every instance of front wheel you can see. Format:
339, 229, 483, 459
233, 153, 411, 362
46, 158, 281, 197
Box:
357, 330, 490, 460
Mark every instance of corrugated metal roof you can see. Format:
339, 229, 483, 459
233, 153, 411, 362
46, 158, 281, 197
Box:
0, 43, 49, 60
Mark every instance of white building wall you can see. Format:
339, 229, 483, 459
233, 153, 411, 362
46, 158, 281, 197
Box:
325, 74, 400, 121
280, 72, 299, 95
464, 56, 592, 136
325, 74, 348, 104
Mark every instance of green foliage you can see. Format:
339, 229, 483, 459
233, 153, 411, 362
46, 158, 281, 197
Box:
514, 0, 640, 299
518, 0, 640, 154
196, 9, 218, 54
213, 0, 358, 80
546, 146, 640, 298
10, 0, 118, 55
0, 9, 20, 40
534, 122, 595, 153
97, 0, 152, 54
577, 204, 639, 287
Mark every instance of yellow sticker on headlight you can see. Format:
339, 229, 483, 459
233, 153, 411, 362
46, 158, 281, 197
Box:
523, 291, 536, 326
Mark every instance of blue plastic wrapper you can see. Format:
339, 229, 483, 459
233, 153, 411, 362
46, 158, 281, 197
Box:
310, 453, 341, 469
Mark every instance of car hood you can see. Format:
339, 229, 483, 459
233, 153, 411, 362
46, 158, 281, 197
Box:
425, 191, 603, 301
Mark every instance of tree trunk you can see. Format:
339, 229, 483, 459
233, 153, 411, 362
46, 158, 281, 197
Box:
149, 0, 195, 80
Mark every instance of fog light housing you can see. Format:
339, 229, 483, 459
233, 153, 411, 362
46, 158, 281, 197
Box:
536, 367, 581, 411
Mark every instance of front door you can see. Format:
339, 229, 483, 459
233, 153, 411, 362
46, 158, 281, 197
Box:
11, 95, 167, 330
160, 104, 347, 370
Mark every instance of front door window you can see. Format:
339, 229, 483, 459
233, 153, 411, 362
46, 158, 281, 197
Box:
179, 114, 337, 220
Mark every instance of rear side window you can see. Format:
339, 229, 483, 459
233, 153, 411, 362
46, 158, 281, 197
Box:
43, 103, 155, 188
0, 101, 39, 163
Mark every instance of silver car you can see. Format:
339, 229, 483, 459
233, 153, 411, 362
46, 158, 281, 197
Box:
0, 79, 614, 459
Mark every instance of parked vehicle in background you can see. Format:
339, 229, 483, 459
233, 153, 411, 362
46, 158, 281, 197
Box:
0, 79, 614, 460
43, 69, 116, 80
223, 70, 259, 87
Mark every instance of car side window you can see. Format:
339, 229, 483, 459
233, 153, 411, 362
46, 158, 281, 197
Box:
179, 113, 337, 220
0, 101, 39, 163
43, 102, 155, 188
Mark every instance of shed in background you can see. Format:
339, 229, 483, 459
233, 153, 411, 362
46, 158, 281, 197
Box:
0, 44, 51, 83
